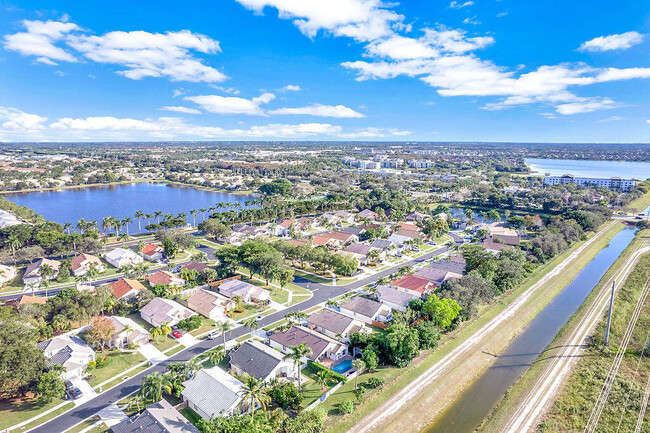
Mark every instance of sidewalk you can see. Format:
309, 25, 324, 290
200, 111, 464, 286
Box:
138, 343, 167, 365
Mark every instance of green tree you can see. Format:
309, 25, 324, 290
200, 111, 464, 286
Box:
361, 348, 379, 371
140, 372, 171, 402
283, 344, 312, 391
239, 375, 271, 414
35, 370, 66, 404
351, 359, 366, 391
422, 294, 462, 329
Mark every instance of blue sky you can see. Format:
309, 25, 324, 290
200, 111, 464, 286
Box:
0, 0, 649, 142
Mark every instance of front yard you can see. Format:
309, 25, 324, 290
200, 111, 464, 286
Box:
88, 350, 147, 387
0, 395, 74, 431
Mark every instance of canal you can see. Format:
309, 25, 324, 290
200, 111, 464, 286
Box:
4, 182, 256, 234
422, 225, 637, 433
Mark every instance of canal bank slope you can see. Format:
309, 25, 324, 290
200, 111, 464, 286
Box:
342, 221, 623, 433
480, 227, 650, 433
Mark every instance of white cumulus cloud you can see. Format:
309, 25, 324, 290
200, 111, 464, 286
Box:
269, 104, 365, 118
579, 31, 644, 52
160, 106, 201, 114
281, 84, 301, 91
3, 19, 226, 83
185, 92, 275, 115
449, 1, 474, 9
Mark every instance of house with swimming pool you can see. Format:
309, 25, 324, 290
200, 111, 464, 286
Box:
306, 308, 368, 341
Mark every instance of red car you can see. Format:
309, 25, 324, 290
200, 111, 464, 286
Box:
170, 330, 183, 339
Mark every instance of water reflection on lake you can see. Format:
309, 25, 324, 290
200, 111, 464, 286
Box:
5, 182, 256, 233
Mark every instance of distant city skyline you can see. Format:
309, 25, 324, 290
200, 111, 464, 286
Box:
1, 0, 649, 142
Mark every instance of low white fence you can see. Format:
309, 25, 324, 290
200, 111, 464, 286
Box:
305, 381, 345, 411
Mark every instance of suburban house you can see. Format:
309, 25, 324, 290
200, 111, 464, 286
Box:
37, 335, 95, 379
182, 366, 245, 419
312, 231, 358, 248
186, 289, 234, 321
278, 219, 301, 236
181, 261, 210, 273
107, 316, 151, 349
393, 228, 423, 240
140, 297, 195, 327
377, 285, 418, 312
268, 325, 348, 364
414, 267, 463, 286
406, 211, 428, 222
344, 242, 384, 265
397, 223, 420, 232
429, 256, 466, 275
334, 210, 356, 224
147, 270, 185, 287
108, 278, 146, 300
4, 294, 47, 309
104, 248, 143, 268
229, 340, 297, 382
339, 296, 392, 324
370, 239, 398, 255
217, 279, 270, 303
297, 216, 319, 229
386, 233, 413, 248
22, 258, 61, 287
358, 209, 379, 221
485, 222, 521, 245
71, 253, 105, 276
390, 274, 437, 296
111, 399, 199, 433
0, 263, 17, 285
481, 238, 514, 253
219, 231, 247, 245
234, 224, 265, 239
307, 308, 367, 341
139, 243, 165, 262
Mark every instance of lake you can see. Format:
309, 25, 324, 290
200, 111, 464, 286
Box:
525, 158, 650, 179
4, 182, 256, 233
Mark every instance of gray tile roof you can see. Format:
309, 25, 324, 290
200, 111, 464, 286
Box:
307, 308, 355, 335
377, 285, 416, 307
428, 259, 466, 275
181, 367, 243, 418
268, 326, 331, 361
229, 340, 285, 380
340, 297, 384, 318
111, 399, 198, 433
370, 239, 395, 250
339, 226, 364, 236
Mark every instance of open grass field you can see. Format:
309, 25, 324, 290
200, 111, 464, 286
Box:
322, 222, 625, 433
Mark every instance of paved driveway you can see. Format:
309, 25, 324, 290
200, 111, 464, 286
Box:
138, 343, 167, 366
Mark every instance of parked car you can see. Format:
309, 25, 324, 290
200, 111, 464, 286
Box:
68, 387, 83, 400
170, 330, 183, 339
207, 331, 219, 340
65, 380, 74, 390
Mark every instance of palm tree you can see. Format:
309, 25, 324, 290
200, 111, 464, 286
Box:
316, 369, 331, 391
63, 222, 72, 235
7, 235, 21, 263
244, 318, 259, 339
134, 211, 145, 233
206, 346, 225, 366
188, 357, 202, 377
154, 211, 163, 223
140, 372, 171, 402
199, 208, 207, 221
122, 217, 132, 236
145, 213, 153, 226
216, 321, 232, 351
239, 375, 271, 414
102, 217, 113, 235
118, 233, 129, 245
367, 249, 380, 264
159, 321, 172, 338
351, 359, 366, 391
190, 210, 198, 227
284, 344, 312, 391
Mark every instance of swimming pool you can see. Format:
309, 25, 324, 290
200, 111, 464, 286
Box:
332, 359, 353, 374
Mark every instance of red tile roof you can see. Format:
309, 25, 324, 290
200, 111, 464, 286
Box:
140, 243, 163, 256
109, 278, 145, 299
391, 275, 435, 294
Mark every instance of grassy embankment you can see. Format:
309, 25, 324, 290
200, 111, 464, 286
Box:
322, 222, 624, 433
538, 254, 650, 432
479, 227, 650, 433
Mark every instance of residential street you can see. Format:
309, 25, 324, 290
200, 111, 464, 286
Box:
25, 246, 450, 433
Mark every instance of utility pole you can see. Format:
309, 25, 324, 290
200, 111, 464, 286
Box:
604, 280, 615, 347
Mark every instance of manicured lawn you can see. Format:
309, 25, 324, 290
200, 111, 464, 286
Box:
63, 416, 100, 433
189, 318, 217, 336
625, 189, 650, 213
300, 369, 333, 408
181, 407, 202, 427
165, 345, 185, 356
88, 351, 147, 387
231, 303, 265, 321
0, 396, 74, 431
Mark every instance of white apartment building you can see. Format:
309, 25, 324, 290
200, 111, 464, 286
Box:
544, 174, 637, 191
